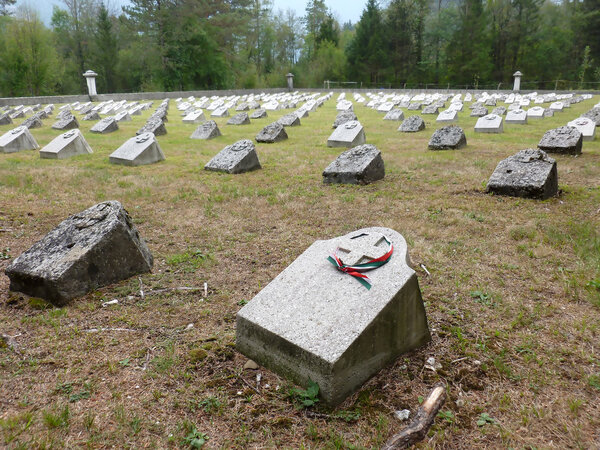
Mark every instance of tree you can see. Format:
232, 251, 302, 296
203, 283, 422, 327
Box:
303, 0, 328, 59
315, 14, 339, 48
346, 0, 386, 83
91, 2, 118, 92
0, 0, 15, 16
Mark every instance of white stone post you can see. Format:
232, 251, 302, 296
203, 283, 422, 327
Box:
286, 73, 294, 91
513, 71, 522, 91
83, 70, 98, 96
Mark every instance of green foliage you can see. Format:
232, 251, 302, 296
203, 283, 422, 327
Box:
477, 412, 495, 426
289, 380, 320, 408
182, 422, 209, 449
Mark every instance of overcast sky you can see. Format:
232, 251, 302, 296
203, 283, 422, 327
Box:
17, 0, 364, 26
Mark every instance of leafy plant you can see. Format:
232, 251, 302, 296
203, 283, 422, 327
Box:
471, 290, 493, 306
289, 380, 320, 408
437, 410, 454, 424
183, 426, 209, 448
477, 412, 495, 426
0, 247, 10, 260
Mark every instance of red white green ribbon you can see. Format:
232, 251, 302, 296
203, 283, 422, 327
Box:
327, 236, 393, 290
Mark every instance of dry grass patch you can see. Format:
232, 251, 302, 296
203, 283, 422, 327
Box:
1, 96, 599, 448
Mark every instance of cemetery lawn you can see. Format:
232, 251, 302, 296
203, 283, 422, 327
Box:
1, 97, 599, 448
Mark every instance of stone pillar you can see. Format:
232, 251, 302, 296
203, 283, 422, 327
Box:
513, 71, 522, 91
83, 70, 98, 96
286, 73, 294, 91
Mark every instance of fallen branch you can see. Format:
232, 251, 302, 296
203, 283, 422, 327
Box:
239, 376, 261, 395
382, 382, 447, 450
84, 327, 139, 333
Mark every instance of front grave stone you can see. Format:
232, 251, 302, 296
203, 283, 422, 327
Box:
40, 129, 93, 159
582, 107, 600, 126
322, 144, 384, 185
0, 126, 39, 153
5, 201, 153, 306
474, 114, 503, 133
109, 132, 166, 166
470, 107, 489, 117
22, 116, 43, 129
183, 110, 206, 124
52, 114, 79, 130
436, 109, 458, 123
227, 112, 251, 125
491, 106, 507, 116
398, 115, 425, 132
0, 112, 13, 125
136, 119, 166, 136
422, 104, 439, 115
383, 109, 404, 121
428, 125, 467, 150
527, 107, 545, 119
256, 122, 288, 143
236, 227, 431, 405
83, 111, 101, 121
191, 120, 221, 140
277, 113, 300, 127
327, 120, 366, 148
90, 117, 119, 134
505, 109, 527, 124
250, 109, 267, 119
487, 149, 558, 199
204, 139, 261, 174
567, 117, 596, 141
333, 111, 358, 128
538, 126, 583, 155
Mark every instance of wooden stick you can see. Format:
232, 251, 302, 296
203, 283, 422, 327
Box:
382, 382, 447, 450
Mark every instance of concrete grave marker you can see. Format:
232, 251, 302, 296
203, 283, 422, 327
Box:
22, 115, 43, 129
505, 109, 528, 124
0, 126, 39, 153
407, 102, 422, 110
0, 112, 13, 125
398, 115, 425, 132
582, 107, 600, 125
211, 106, 230, 117
236, 227, 431, 405
527, 107, 545, 119
475, 114, 503, 133
40, 129, 93, 159
322, 144, 384, 185
428, 125, 467, 150
491, 106, 507, 116
136, 119, 166, 136
52, 113, 79, 130
249, 109, 267, 119
538, 126, 582, 155
90, 117, 119, 134
333, 111, 358, 128
114, 111, 132, 122
470, 107, 489, 117
327, 120, 366, 148
5, 201, 153, 306
227, 112, 251, 125
277, 113, 300, 127
204, 139, 261, 174
256, 122, 288, 143
109, 132, 166, 166
567, 117, 596, 141
383, 109, 404, 121
487, 149, 558, 199
183, 110, 206, 124
83, 111, 101, 121
422, 104, 439, 115
436, 109, 458, 123
191, 120, 221, 140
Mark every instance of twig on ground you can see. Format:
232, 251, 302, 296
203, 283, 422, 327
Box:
1, 333, 22, 354
419, 264, 431, 276
240, 376, 261, 395
139, 276, 144, 300
84, 327, 139, 333
382, 382, 447, 450
143, 287, 203, 296
452, 357, 468, 364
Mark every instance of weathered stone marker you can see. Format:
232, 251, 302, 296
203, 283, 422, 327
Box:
109, 132, 166, 166
474, 114, 503, 133
90, 117, 119, 134
538, 126, 582, 155
436, 109, 458, 124
52, 113, 79, 130
204, 139, 261, 174
227, 112, 251, 125
398, 115, 425, 132
249, 109, 267, 119
40, 129, 93, 159
333, 111, 358, 128
5, 201, 153, 306
323, 144, 384, 185
136, 119, 166, 136
505, 109, 527, 124
428, 125, 467, 150
383, 109, 404, 121
567, 117, 596, 141
236, 227, 431, 405
327, 120, 366, 148
191, 120, 221, 140
0, 126, 39, 153
256, 122, 288, 143
487, 149, 558, 199
277, 113, 300, 127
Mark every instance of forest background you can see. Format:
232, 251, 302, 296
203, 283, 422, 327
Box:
0, 0, 598, 97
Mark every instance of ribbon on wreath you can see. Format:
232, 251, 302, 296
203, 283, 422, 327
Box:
327, 236, 393, 290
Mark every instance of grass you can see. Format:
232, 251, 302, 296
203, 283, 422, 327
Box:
0, 94, 599, 447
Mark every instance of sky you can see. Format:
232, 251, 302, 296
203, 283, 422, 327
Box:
17, 0, 364, 26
